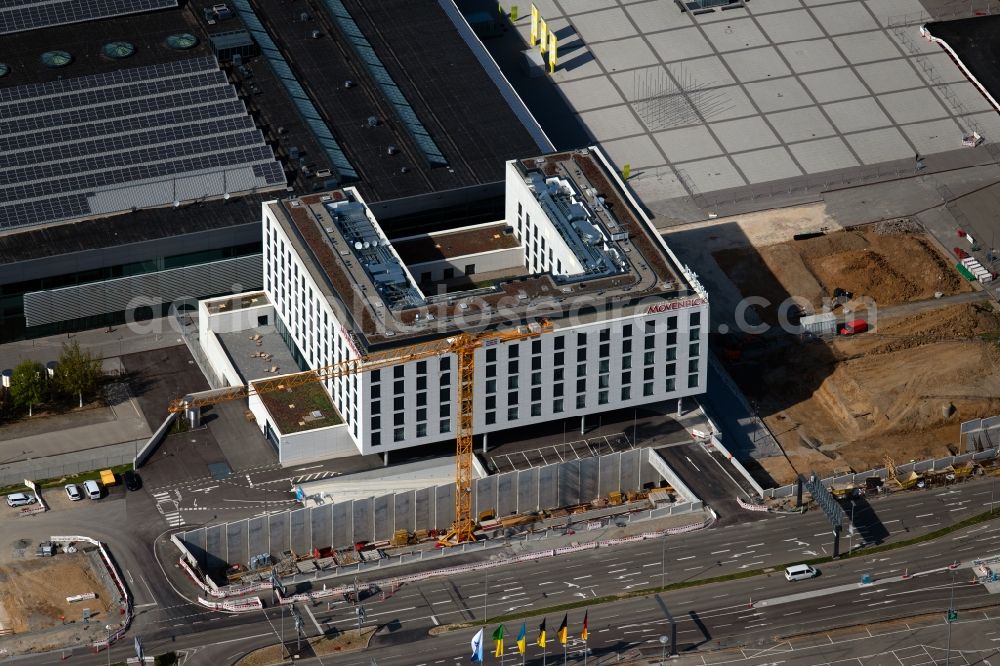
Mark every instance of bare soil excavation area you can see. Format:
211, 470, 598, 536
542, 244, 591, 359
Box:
715, 229, 1000, 483
0, 546, 117, 655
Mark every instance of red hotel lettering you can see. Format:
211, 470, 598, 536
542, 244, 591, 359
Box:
339, 328, 360, 357
645, 297, 706, 315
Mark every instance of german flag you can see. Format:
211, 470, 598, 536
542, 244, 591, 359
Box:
581, 611, 589, 642
557, 614, 568, 645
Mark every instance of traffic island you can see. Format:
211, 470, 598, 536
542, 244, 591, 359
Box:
235, 626, 375, 665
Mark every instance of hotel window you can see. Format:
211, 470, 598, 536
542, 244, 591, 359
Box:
486, 412, 496, 425
688, 374, 699, 388
554, 336, 565, 350
554, 368, 564, 381
394, 428, 404, 442
440, 419, 450, 433
643, 382, 654, 396
416, 423, 427, 438
553, 399, 564, 413
417, 393, 427, 406
576, 395, 586, 409
621, 386, 631, 400
531, 403, 542, 416
598, 391, 608, 405
508, 407, 518, 420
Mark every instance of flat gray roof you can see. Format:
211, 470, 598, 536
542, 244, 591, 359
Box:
271, 149, 703, 352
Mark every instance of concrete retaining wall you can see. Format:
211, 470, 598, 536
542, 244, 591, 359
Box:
134, 413, 177, 469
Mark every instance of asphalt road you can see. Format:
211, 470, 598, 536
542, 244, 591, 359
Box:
10, 476, 999, 665
59, 512, 1000, 665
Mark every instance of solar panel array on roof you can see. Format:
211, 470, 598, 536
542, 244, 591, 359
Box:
0, 56, 284, 230
0, 0, 178, 35
231, 0, 357, 182
319, 0, 447, 168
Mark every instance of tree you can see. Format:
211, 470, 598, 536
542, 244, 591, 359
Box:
10, 360, 46, 417
54, 341, 103, 408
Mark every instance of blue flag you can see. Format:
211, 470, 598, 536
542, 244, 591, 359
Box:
470, 628, 484, 662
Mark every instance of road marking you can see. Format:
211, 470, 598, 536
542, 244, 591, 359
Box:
915, 513, 934, 518
818, 605, 835, 610
608, 569, 627, 574
294, 465, 323, 471
302, 603, 323, 634
677, 556, 695, 561
431, 615, 439, 626
711, 549, 730, 554
685, 456, 701, 472
163, 511, 185, 527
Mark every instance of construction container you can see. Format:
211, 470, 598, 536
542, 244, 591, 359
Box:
956, 263, 976, 281
838, 319, 868, 336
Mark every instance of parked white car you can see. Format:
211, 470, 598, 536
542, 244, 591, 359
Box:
65, 484, 83, 501
82, 480, 102, 500
6, 492, 36, 507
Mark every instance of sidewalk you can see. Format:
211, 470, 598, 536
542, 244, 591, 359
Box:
1, 316, 186, 367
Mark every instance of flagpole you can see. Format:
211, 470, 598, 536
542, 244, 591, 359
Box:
563, 643, 567, 665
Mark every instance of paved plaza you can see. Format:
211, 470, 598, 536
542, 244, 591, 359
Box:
510, 0, 1000, 208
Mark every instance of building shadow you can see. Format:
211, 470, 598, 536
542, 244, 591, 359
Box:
457, 0, 592, 149
665, 221, 841, 487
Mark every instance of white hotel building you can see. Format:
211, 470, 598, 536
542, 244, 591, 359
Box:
256, 148, 708, 460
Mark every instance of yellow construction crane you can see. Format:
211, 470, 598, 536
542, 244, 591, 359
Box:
169, 320, 552, 545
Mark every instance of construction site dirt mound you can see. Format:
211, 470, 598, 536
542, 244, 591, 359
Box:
801, 231, 966, 305
734, 299, 1000, 479
0, 552, 114, 634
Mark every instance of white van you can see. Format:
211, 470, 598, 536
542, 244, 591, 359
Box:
83, 480, 102, 500
784, 564, 818, 581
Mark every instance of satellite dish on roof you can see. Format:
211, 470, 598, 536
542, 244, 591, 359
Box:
223, 192, 231, 200
173, 200, 181, 208
354, 242, 363, 250
363, 242, 370, 249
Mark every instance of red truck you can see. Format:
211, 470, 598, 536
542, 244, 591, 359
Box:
954, 247, 970, 260
838, 319, 869, 336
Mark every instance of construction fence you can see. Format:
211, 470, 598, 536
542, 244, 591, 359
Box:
762, 448, 999, 499
178, 448, 677, 572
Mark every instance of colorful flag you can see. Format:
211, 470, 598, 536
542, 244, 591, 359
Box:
493, 624, 505, 657
581, 611, 589, 642
557, 614, 568, 645
516, 623, 527, 655
537, 619, 547, 648
470, 628, 484, 662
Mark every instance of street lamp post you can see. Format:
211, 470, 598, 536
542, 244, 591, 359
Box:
105, 625, 112, 666
946, 570, 956, 666
659, 635, 668, 665
660, 536, 667, 588
849, 499, 856, 554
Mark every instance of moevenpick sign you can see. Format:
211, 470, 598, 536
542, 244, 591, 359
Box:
645, 297, 706, 315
